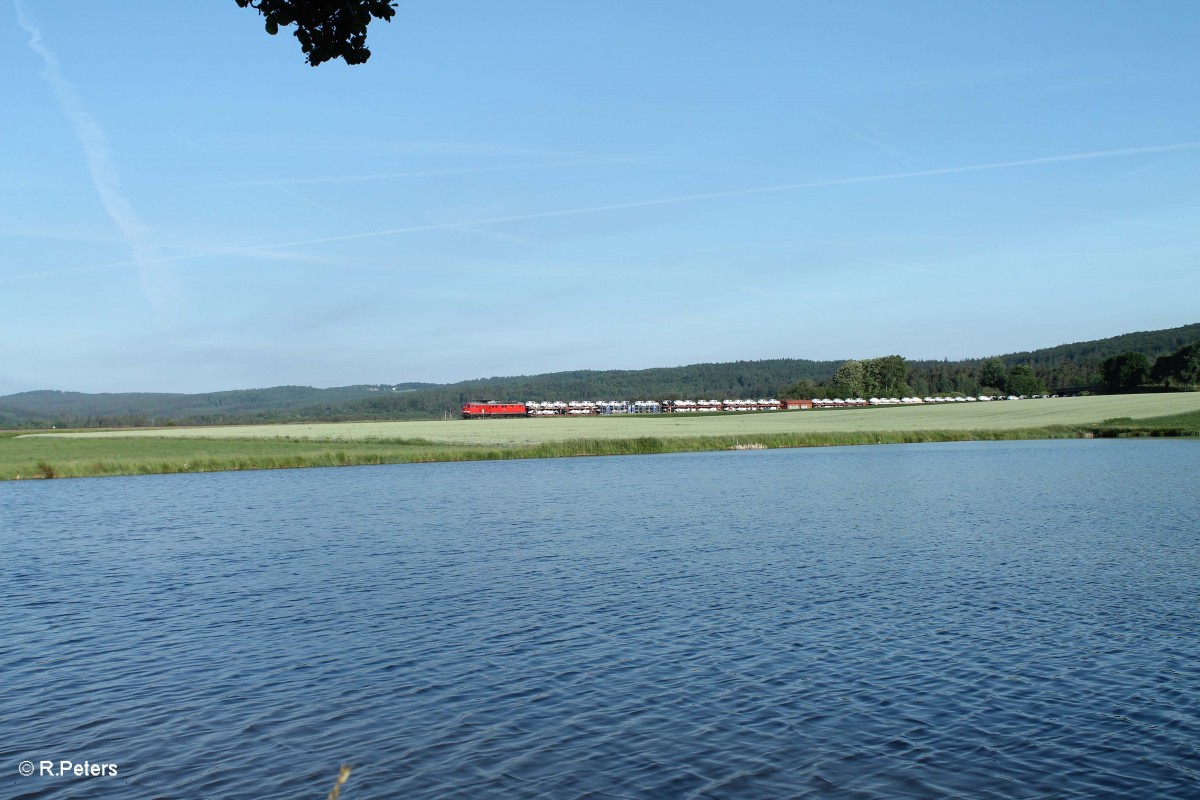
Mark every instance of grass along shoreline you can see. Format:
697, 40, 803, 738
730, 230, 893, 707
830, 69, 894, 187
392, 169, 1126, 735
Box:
3, 421, 1196, 480
5, 395, 1198, 480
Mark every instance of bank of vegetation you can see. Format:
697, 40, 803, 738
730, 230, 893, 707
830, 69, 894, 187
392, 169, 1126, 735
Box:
0, 428, 1078, 480
1092, 408, 1200, 438
4, 399, 1197, 481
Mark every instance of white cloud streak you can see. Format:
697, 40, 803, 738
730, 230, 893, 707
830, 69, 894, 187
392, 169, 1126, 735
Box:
15, 0, 164, 308
809, 109, 915, 163
221, 159, 637, 187
244, 140, 1200, 251
4, 139, 1199, 284
269, 182, 353, 219
170, 132, 210, 154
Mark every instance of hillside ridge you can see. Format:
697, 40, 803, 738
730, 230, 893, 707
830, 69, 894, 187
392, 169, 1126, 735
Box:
2, 322, 1196, 428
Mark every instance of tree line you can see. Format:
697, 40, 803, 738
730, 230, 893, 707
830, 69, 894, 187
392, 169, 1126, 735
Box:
780, 356, 1048, 400
781, 340, 1200, 401
1100, 342, 1200, 389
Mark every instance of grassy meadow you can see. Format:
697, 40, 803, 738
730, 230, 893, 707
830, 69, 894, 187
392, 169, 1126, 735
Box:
4, 393, 1198, 480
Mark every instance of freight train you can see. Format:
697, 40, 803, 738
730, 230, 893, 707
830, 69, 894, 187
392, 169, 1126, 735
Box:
461, 394, 1044, 418
462, 399, 786, 419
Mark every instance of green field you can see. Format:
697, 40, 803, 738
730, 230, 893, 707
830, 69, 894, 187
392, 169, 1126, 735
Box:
4, 393, 1199, 480
23, 393, 1200, 443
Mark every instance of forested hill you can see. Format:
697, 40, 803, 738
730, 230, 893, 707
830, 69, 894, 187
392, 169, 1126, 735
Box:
0, 360, 841, 428
997, 323, 1200, 371
0, 384, 436, 428
908, 322, 1200, 393
449, 359, 840, 402
2, 322, 1197, 428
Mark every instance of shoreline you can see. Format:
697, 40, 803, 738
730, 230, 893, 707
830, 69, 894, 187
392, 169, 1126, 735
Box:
3, 423, 1195, 481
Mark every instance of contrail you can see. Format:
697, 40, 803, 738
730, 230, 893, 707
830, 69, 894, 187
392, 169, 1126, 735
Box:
170, 132, 210, 154
242, 140, 1200, 251
221, 159, 634, 187
809, 109, 915, 163
269, 182, 352, 220
4, 139, 1199, 284
15, 0, 164, 307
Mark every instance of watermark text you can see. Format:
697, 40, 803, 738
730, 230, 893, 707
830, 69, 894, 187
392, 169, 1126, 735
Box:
18, 760, 119, 778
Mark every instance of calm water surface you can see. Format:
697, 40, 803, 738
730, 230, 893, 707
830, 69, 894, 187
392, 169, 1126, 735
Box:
2, 439, 1199, 799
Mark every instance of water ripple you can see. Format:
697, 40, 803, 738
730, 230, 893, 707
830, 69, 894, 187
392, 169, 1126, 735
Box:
2, 440, 1199, 799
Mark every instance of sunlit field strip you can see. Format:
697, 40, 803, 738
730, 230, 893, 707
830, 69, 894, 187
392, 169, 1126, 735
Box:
22, 393, 1200, 446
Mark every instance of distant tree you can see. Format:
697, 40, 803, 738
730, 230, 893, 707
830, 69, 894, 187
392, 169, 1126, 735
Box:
782, 379, 821, 400
1176, 343, 1200, 384
979, 358, 1008, 392
925, 361, 959, 394
1100, 352, 1150, 389
863, 355, 910, 398
1005, 364, 1046, 396
1151, 342, 1200, 387
236, 0, 397, 66
829, 360, 865, 398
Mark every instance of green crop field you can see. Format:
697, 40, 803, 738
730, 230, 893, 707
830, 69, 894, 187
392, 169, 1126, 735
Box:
22, 393, 1200, 444
4, 392, 1198, 480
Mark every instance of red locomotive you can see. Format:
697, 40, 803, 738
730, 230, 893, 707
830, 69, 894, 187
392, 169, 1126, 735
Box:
461, 402, 528, 419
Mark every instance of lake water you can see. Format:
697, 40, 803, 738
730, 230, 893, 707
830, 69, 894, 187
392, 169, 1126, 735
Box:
3, 439, 1199, 799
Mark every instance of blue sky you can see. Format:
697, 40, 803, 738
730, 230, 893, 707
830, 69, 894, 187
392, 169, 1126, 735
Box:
3, 1, 1198, 394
